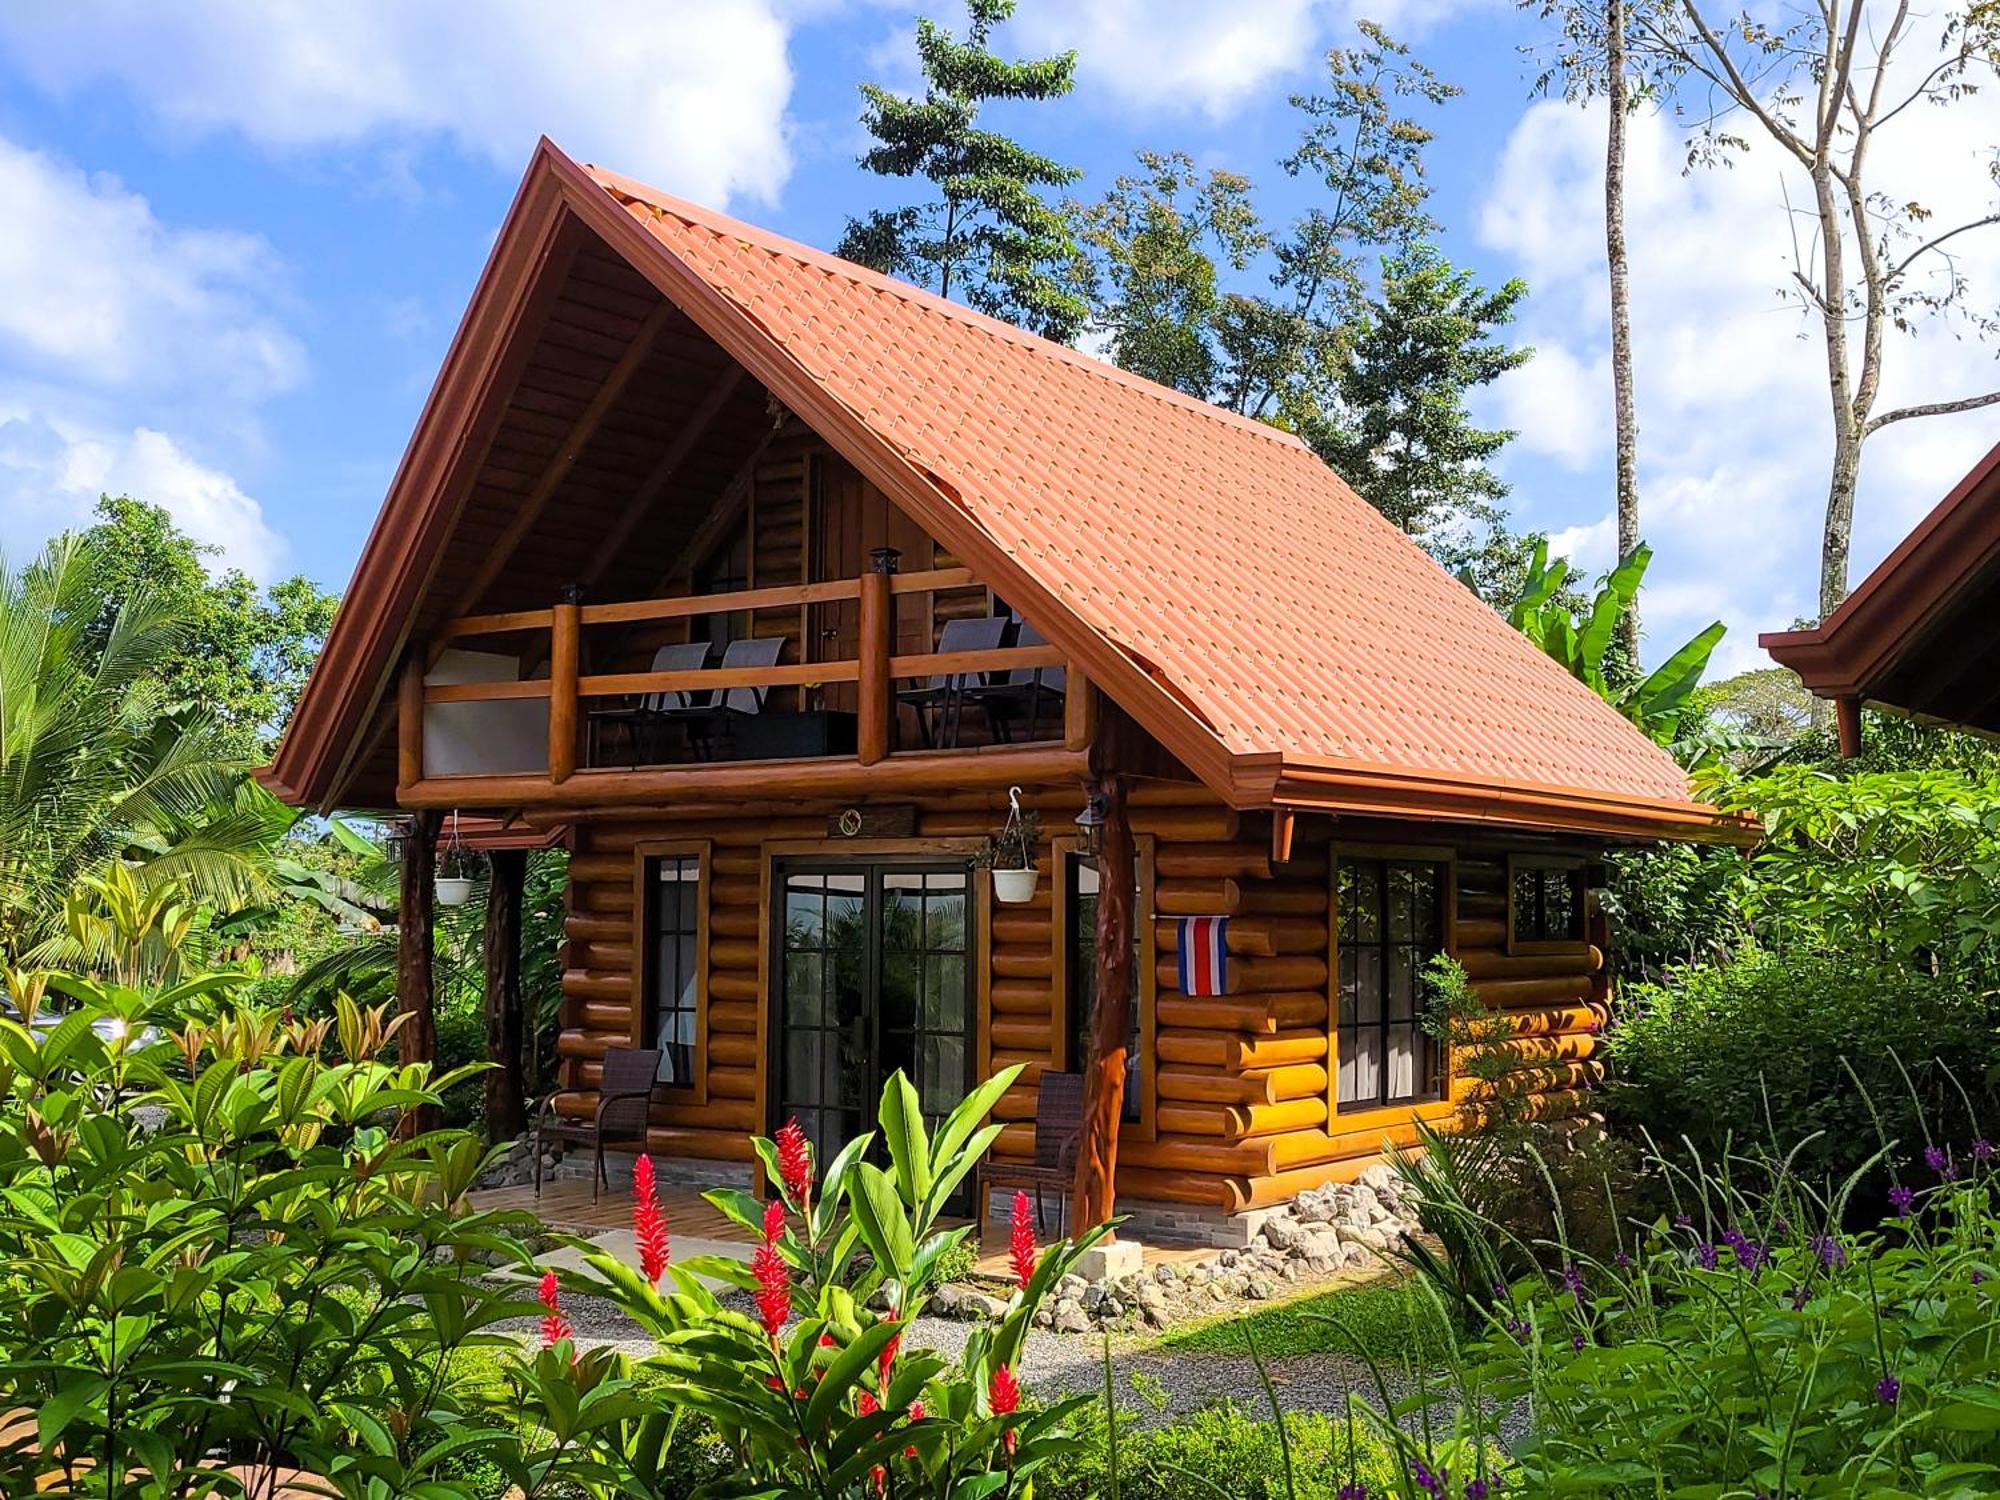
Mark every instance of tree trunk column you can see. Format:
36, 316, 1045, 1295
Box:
397, 808, 442, 1136
1072, 771, 1133, 1233
484, 848, 529, 1140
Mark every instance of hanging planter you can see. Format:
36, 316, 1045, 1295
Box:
977, 786, 1041, 905
435, 810, 477, 907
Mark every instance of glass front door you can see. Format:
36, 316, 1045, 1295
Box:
773, 859, 974, 1172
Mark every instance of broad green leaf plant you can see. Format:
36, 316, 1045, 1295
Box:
519, 1065, 1109, 1499
0, 963, 541, 1497
1487, 538, 1725, 747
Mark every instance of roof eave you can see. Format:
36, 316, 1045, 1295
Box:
1253, 754, 1759, 847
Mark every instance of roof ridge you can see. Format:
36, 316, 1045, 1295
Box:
582, 161, 1315, 456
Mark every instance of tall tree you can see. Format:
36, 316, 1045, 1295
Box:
839, 0, 1087, 340
1529, 0, 1655, 661
80, 497, 338, 754
1070, 151, 1266, 396
1218, 22, 1459, 426
1631, 0, 2000, 617
1305, 244, 1533, 549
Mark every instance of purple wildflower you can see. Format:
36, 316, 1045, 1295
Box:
1464, 1482, 1490, 1500
1974, 1269, 1988, 1286
1722, 1229, 1767, 1275
1560, 1263, 1586, 1300
1613, 1251, 1632, 1270
1888, 1185, 1915, 1219
1571, 1333, 1586, 1352
1974, 1139, 1994, 1164
1339, 1486, 1368, 1500
1674, 1213, 1693, 1229
1491, 1280, 1508, 1302
1696, 1242, 1719, 1271
1506, 1317, 1530, 1341
1925, 1145, 1958, 1182
1788, 1284, 1808, 1311
1810, 1234, 1846, 1269
1411, 1459, 1448, 1498
1876, 1375, 1901, 1406
1772, 1215, 1791, 1236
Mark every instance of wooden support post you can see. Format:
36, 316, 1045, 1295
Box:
858, 548, 898, 765
484, 848, 529, 1140
397, 808, 443, 1137
1063, 671, 1096, 752
549, 590, 581, 783
1071, 772, 1133, 1234
1836, 695, 1863, 758
397, 652, 425, 791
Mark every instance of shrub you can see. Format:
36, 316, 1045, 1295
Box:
1160, 1279, 1455, 1364
0, 965, 541, 1497
1604, 947, 2000, 1187
1368, 1126, 2000, 1495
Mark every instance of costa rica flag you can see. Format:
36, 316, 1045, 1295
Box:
1176, 916, 1230, 997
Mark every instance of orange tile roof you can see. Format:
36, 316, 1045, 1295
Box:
585, 160, 1716, 827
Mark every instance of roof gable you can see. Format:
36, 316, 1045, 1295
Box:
268, 140, 1736, 842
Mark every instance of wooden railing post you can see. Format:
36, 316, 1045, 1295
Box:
858, 548, 899, 765
397, 651, 426, 792
549, 586, 582, 783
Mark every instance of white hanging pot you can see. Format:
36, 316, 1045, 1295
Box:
434, 875, 474, 908
991, 867, 1040, 905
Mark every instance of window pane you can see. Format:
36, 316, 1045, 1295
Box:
1336, 857, 1447, 1111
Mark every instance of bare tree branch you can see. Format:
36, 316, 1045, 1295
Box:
1865, 388, 2000, 434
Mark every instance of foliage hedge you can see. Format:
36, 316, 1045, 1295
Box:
1040, 1400, 1407, 1500
1605, 946, 2000, 1192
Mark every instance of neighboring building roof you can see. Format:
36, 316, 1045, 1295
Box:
266, 139, 1745, 844
1764, 440, 2000, 739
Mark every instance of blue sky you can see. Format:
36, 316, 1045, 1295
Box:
2, 1, 1996, 678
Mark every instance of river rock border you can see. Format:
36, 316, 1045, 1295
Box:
934, 1166, 1423, 1336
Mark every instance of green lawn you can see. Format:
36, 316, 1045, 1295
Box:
1153, 1276, 1457, 1363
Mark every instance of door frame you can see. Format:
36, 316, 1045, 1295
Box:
762, 838, 985, 1148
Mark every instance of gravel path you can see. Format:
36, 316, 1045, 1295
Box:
502, 1288, 1415, 1426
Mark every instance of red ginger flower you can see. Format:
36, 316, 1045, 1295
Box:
879, 1329, 902, 1393
775, 1118, 813, 1211
752, 1240, 790, 1340
538, 1270, 573, 1349
763, 1196, 787, 1246
1009, 1190, 1038, 1290
904, 1399, 925, 1458
632, 1154, 670, 1285
857, 1390, 880, 1416
989, 1365, 1021, 1454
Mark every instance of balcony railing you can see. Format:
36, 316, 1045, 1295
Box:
396, 561, 1091, 803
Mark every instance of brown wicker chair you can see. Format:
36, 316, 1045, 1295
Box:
977, 1070, 1084, 1240
534, 1046, 660, 1202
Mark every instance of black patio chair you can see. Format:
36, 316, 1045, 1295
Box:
896, 613, 1011, 749
534, 1046, 660, 1203
961, 618, 1065, 743
585, 640, 713, 765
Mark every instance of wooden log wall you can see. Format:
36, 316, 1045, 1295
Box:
545, 787, 1606, 1221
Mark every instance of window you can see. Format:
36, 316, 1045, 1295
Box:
643, 851, 706, 1089
1336, 857, 1446, 1110
1062, 855, 1142, 1122
1509, 858, 1588, 951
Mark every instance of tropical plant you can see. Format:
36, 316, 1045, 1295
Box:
1365, 1122, 2000, 1495
513, 1067, 1107, 1498
0, 952, 539, 1497
1487, 537, 1723, 744
0, 535, 281, 966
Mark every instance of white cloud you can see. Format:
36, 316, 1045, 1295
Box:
0, 0, 795, 205
1014, 1, 1332, 119
1478, 68, 2000, 673
0, 137, 301, 400
0, 134, 295, 578
0, 410, 286, 579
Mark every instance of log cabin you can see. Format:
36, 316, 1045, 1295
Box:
264, 139, 1753, 1243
